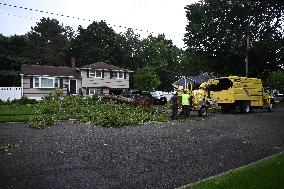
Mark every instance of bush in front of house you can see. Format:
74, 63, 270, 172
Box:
29, 89, 170, 128
29, 90, 63, 128
16, 96, 38, 105
0, 96, 38, 105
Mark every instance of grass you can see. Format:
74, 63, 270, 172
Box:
0, 143, 15, 152
182, 153, 284, 189
0, 115, 33, 122
0, 104, 37, 122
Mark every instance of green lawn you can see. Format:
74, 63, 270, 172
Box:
183, 153, 284, 189
0, 104, 38, 122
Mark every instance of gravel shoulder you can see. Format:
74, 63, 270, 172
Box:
0, 107, 283, 189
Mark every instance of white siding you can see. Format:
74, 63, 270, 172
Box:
23, 76, 82, 99
81, 70, 130, 89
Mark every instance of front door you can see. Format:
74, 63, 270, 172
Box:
69, 79, 77, 94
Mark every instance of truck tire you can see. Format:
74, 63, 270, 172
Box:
221, 105, 229, 113
267, 101, 274, 112
241, 102, 250, 113
198, 106, 208, 117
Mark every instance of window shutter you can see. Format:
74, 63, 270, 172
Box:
102, 70, 104, 78
87, 70, 90, 77
86, 88, 89, 95
110, 71, 113, 79
124, 72, 127, 79
60, 79, 63, 89
30, 78, 33, 88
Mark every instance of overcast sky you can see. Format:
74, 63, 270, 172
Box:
0, 0, 198, 48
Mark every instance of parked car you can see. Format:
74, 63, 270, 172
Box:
274, 93, 284, 103
122, 90, 142, 98
150, 91, 167, 105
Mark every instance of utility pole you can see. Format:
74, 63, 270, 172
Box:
245, 17, 251, 77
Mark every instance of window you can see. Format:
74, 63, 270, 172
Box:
55, 79, 59, 88
89, 70, 102, 78
112, 71, 124, 79
33, 77, 59, 88
41, 78, 53, 88
35, 78, 39, 87
89, 88, 101, 95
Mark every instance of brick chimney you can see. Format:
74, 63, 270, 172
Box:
70, 58, 76, 68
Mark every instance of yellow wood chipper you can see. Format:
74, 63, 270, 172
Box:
204, 76, 274, 113
174, 76, 274, 117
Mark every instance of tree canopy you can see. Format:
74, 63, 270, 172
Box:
266, 70, 284, 93
0, 18, 184, 90
70, 21, 118, 67
133, 66, 161, 91
3, 1, 283, 91
184, 0, 284, 78
27, 17, 72, 66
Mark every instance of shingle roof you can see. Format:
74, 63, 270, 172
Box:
20, 64, 81, 77
173, 73, 214, 87
82, 62, 132, 72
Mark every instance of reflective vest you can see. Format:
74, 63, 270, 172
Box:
181, 93, 190, 105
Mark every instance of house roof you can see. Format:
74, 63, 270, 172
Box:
20, 64, 81, 77
173, 73, 214, 87
82, 62, 132, 72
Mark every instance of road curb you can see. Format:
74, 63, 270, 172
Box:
177, 151, 284, 189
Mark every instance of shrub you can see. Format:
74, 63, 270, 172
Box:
43, 88, 63, 101
16, 96, 37, 105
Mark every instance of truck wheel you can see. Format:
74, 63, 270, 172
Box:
198, 106, 208, 117
268, 102, 274, 112
221, 105, 229, 113
241, 102, 250, 113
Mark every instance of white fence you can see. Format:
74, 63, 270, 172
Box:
0, 87, 22, 101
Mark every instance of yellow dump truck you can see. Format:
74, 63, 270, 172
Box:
174, 76, 274, 116
204, 76, 274, 113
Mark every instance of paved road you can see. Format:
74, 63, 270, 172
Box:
1, 108, 283, 189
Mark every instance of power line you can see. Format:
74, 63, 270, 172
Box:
0, 2, 177, 38
0, 11, 34, 20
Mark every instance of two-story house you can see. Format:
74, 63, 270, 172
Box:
20, 62, 132, 100
80, 62, 132, 95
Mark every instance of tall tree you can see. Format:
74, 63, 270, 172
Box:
266, 70, 284, 93
133, 66, 161, 91
70, 21, 118, 67
0, 34, 31, 86
139, 34, 184, 90
116, 28, 143, 71
184, 0, 284, 78
0, 34, 31, 70
27, 17, 71, 66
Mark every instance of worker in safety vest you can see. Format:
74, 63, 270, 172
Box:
181, 89, 190, 117
170, 92, 179, 120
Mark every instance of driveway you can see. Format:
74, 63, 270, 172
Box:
0, 108, 283, 189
